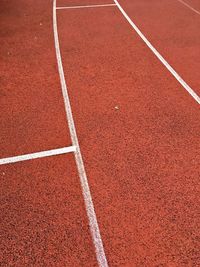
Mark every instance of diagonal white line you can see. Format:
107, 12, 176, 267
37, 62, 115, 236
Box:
53, 1, 108, 266
0, 146, 76, 165
56, 3, 116, 10
177, 0, 200, 15
113, 0, 200, 104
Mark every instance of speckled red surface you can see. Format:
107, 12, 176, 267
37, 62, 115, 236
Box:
0, 0, 72, 158
57, 6, 200, 266
0, 0, 97, 266
1, 0, 200, 266
117, 0, 200, 96
0, 155, 97, 266
184, 0, 200, 10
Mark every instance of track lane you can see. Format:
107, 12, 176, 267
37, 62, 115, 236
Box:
1, 0, 200, 266
0, 154, 98, 266
0, 0, 72, 158
117, 0, 200, 97
180, 0, 200, 11
177, 0, 200, 15
0, 1, 99, 266
57, 6, 200, 266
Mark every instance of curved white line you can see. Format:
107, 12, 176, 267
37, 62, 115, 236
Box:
113, 0, 200, 104
52, 1, 108, 266
177, 0, 200, 15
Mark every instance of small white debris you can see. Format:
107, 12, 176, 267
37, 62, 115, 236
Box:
114, 106, 119, 110
2, 172, 5, 176
39, 22, 42, 26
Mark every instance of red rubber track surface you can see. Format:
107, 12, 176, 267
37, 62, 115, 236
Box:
117, 0, 200, 96
0, 0, 71, 158
1, 0, 200, 266
57, 6, 200, 266
183, 0, 200, 10
1, 0, 97, 266
0, 155, 97, 266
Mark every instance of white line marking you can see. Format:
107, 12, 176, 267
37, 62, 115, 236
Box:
56, 3, 116, 10
177, 0, 200, 15
113, 0, 200, 104
53, 1, 108, 266
0, 146, 76, 165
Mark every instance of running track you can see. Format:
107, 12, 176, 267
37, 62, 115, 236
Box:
0, 0, 200, 266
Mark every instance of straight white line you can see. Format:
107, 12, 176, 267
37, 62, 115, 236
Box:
113, 0, 200, 104
53, 1, 108, 267
177, 0, 200, 15
0, 146, 76, 165
56, 3, 116, 10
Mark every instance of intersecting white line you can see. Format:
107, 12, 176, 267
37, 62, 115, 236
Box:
0, 146, 76, 165
53, 1, 108, 266
177, 0, 200, 15
56, 3, 116, 10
